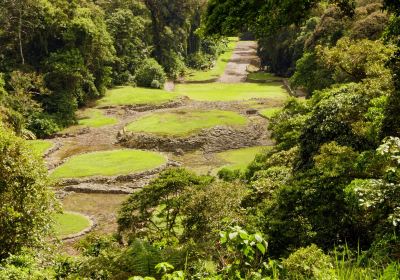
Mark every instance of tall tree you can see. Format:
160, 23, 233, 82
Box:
204, 0, 354, 36
381, 0, 400, 137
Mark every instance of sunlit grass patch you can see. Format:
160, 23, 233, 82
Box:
97, 86, 178, 107
175, 82, 288, 102
54, 212, 91, 238
125, 110, 248, 136
27, 139, 54, 156
51, 149, 167, 179
186, 37, 239, 82
77, 109, 117, 128
216, 146, 272, 171
247, 72, 279, 82
259, 107, 282, 119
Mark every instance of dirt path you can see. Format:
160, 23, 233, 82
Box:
219, 41, 259, 83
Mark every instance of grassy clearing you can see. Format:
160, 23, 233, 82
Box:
27, 139, 53, 156
175, 82, 288, 102
54, 212, 91, 238
217, 146, 272, 170
247, 72, 278, 82
170, 151, 224, 175
186, 37, 239, 82
125, 110, 248, 136
97, 86, 178, 107
78, 109, 117, 128
51, 149, 167, 179
259, 107, 282, 118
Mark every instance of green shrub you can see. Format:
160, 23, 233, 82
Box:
161, 51, 186, 79
217, 167, 241, 182
150, 80, 161, 89
282, 244, 332, 280
182, 182, 247, 246
118, 168, 213, 243
0, 253, 53, 280
27, 113, 60, 138
135, 58, 166, 88
187, 52, 214, 70
0, 126, 56, 260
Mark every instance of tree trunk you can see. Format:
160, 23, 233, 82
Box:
18, 6, 25, 65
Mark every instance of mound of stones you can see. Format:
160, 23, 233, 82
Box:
58, 160, 180, 194
118, 121, 272, 154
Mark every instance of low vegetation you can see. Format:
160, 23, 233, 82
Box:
97, 87, 178, 107
77, 109, 117, 128
247, 72, 277, 82
27, 140, 54, 156
259, 107, 282, 118
125, 109, 248, 136
54, 212, 91, 238
216, 146, 271, 171
175, 82, 288, 102
186, 37, 239, 82
51, 149, 166, 179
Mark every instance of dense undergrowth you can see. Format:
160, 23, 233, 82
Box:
0, 0, 230, 138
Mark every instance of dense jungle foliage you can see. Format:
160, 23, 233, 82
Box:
1, 0, 400, 279
0, 0, 227, 137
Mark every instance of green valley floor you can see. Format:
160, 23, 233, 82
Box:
35, 40, 295, 247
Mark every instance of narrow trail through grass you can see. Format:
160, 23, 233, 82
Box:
186, 37, 239, 82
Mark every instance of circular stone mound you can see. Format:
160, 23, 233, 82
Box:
51, 149, 167, 179
54, 211, 92, 238
125, 110, 248, 136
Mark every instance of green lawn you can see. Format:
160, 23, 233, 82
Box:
51, 149, 167, 179
78, 109, 118, 128
247, 72, 278, 82
125, 110, 248, 136
54, 212, 91, 238
175, 82, 288, 102
217, 146, 272, 170
186, 37, 239, 82
97, 86, 178, 107
259, 107, 282, 118
27, 139, 54, 156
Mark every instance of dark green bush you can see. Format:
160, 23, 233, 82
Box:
282, 244, 332, 279
135, 58, 166, 88
187, 52, 214, 70
217, 167, 241, 182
